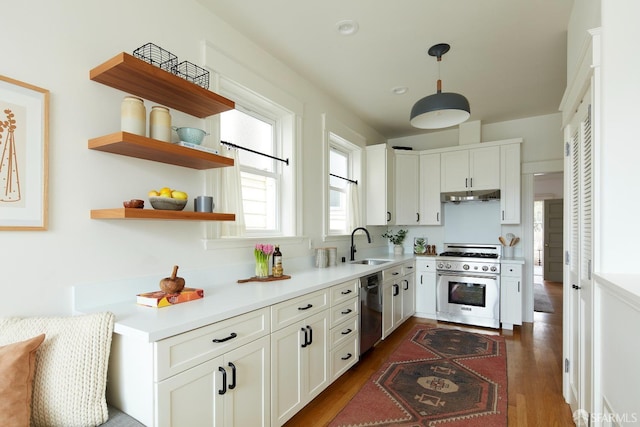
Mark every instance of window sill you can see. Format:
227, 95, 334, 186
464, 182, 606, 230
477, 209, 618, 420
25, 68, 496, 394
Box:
203, 235, 307, 250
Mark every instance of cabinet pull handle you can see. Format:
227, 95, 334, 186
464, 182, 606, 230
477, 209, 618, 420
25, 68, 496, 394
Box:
416, 212, 420, 222
341, 328, 353, 335
420, 275, 423, 284
341, 353, 353, 361
393, 284, 399, 296
392, 272, 399, 276
307, 326, 313, 346
218, 367, 227, 395
228, 362, 236, 390
387, 211, 391, 222
437, 212, 439, 222
212, 332, 237, 343
341, 308, 353, 315
465, 178, 468, 188
341, 289, 352, 295
301, 327, 308, 348
298, 303, 313, 311
403, 279, 409, 290
406, 266, 413, 270
502, 210, 505, 220
470, 177, 473, 188
517, 281, 520, 293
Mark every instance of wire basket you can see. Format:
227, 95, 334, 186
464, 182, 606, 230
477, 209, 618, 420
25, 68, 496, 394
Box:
133, 43, 178, 72
172, 60, 210, 89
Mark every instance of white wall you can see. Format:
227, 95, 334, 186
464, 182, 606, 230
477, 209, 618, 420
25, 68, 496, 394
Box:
0, 0, 386, 316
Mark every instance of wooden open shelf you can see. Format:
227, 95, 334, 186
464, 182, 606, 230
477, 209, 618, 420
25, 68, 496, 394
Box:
90, 52, 235, 118
89, 132, 234, 169
91, 208, 235, 221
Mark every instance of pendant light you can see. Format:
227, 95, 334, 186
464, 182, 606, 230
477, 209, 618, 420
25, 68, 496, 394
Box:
410, 43, 470, 129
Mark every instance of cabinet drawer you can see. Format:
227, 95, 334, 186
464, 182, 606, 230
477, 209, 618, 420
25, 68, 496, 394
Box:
329, 298, 358, 329
330, 335, 359, 381
329, 316, 358, 349
501, 264, 522, 277
330, 279, 359, 305
155, 307, 269, 381
416, 257, 436, 270
271, 289, 329, 331
402, 261, 416, 276
382, 265, 402, 282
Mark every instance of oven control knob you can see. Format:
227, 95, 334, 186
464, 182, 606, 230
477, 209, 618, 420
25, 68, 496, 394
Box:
445, 263, 451, 269
490, 266, 497, 272
437, 263, 444, 269
482, 265, 489, 271
463, 264, 470, 270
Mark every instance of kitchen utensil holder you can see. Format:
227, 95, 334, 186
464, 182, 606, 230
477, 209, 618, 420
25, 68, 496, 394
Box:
133, 43, 178, 72
172, 60, 210, 89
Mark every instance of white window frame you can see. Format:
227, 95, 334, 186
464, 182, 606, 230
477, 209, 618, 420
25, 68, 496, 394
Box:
322, 114, 365, 239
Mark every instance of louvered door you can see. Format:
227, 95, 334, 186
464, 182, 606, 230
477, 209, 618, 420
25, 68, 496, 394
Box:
564, 87, 594, 416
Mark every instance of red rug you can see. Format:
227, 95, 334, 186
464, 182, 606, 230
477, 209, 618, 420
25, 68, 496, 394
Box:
328, 325, 507, 427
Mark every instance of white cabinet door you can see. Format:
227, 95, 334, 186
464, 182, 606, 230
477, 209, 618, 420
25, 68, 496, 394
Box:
156, 357, 221, 427
500, 263, 523, 329
441, 146, 500, 192
419, 153, 441, 225
440, 150, 469, 192
381, 281, 395, 339
401, 272, 415, 321
156, 336, 271, 427
222, 336, 270, 427
415, 259, 437, 319
500, 143, 521, 224
271, 310, 329, 426
366, 144, 395, 225
394, 152, 420, 225
469, 146, 500, 190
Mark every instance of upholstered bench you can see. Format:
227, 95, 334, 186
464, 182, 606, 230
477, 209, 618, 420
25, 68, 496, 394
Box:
0, 312, 144, 427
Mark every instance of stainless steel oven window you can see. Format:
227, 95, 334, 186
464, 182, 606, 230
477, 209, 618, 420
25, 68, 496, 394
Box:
448, 281, 486, 307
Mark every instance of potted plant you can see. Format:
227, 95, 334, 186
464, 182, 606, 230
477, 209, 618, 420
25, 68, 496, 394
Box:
382, 229, 408, 255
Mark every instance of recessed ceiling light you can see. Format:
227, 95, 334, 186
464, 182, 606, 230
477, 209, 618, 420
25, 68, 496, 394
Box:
392, 86, 408, 95
336, 20, 359, 36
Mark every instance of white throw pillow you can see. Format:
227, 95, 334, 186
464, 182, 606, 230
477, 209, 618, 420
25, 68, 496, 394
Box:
0, 312, 114, 427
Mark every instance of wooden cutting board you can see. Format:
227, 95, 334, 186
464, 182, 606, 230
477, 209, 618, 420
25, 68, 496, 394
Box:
237, 274, 291, 283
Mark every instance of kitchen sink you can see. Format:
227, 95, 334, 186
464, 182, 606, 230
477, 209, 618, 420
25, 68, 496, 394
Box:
350, 259, 392, 265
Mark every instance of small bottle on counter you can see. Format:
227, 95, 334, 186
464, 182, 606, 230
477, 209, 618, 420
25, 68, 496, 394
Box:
272, 245, 283, 277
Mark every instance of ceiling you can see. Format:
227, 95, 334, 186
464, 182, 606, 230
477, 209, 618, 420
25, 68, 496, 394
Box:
198, 0, 574, 139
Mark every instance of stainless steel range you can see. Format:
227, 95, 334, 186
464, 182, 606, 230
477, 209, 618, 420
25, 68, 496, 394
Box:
436, 243, 501, 329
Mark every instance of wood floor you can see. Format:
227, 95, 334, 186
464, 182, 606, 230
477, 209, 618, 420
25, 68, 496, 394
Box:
284, 279, 575, 426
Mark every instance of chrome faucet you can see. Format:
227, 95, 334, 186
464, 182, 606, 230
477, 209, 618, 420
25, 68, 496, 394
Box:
350, 227, 372, 261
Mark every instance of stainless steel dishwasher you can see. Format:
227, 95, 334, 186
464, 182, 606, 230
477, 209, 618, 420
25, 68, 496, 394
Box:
360, 271, 383, 354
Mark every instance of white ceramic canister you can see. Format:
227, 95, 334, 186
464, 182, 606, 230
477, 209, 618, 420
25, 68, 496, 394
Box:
149, 105, 172, 142
121, 96, 146, 136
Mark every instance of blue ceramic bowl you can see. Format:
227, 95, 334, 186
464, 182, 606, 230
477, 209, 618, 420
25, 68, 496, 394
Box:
172, 127, 208, 145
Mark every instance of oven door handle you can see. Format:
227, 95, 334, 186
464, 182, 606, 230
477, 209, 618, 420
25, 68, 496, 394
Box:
437, 272, 497, 280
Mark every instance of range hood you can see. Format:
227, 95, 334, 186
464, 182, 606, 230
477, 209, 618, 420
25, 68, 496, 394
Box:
441, 189, 500, 203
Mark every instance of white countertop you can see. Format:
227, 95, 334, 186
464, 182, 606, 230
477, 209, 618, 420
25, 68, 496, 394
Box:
500, 257, 525, 265
74, 254, 415, 343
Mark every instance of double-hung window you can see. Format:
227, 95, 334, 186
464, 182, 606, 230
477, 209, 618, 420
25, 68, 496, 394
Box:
324, 117, 364, 237
217, 77, 297, 237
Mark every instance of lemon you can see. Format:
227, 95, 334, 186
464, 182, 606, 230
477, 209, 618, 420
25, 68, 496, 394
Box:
148, 190, 160, 197
171, 190, 188, 200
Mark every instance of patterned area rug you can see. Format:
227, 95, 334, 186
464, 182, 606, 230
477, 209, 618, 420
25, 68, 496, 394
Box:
328, 326, 507, 427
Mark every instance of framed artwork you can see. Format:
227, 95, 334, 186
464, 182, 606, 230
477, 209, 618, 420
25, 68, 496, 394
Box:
0, 75, 49, 230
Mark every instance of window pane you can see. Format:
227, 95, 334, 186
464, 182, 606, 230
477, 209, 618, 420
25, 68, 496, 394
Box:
329, 148, 348, 189
241, 171, 277, 231
329, 189, 347, 231
221, 109, 274, 172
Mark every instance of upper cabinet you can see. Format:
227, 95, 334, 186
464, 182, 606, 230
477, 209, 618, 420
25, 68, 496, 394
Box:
440, 146, 500, 192
394, 152, 420, 225
500, 143, 521, 224
419, 153, 441, 225
365, 144, 395, 226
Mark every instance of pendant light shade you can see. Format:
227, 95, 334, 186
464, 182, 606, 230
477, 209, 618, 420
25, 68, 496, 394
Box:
410, 43, 470, 129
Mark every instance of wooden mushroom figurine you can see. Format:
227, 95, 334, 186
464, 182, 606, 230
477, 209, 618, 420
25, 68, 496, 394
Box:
160, 265, 186, 294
